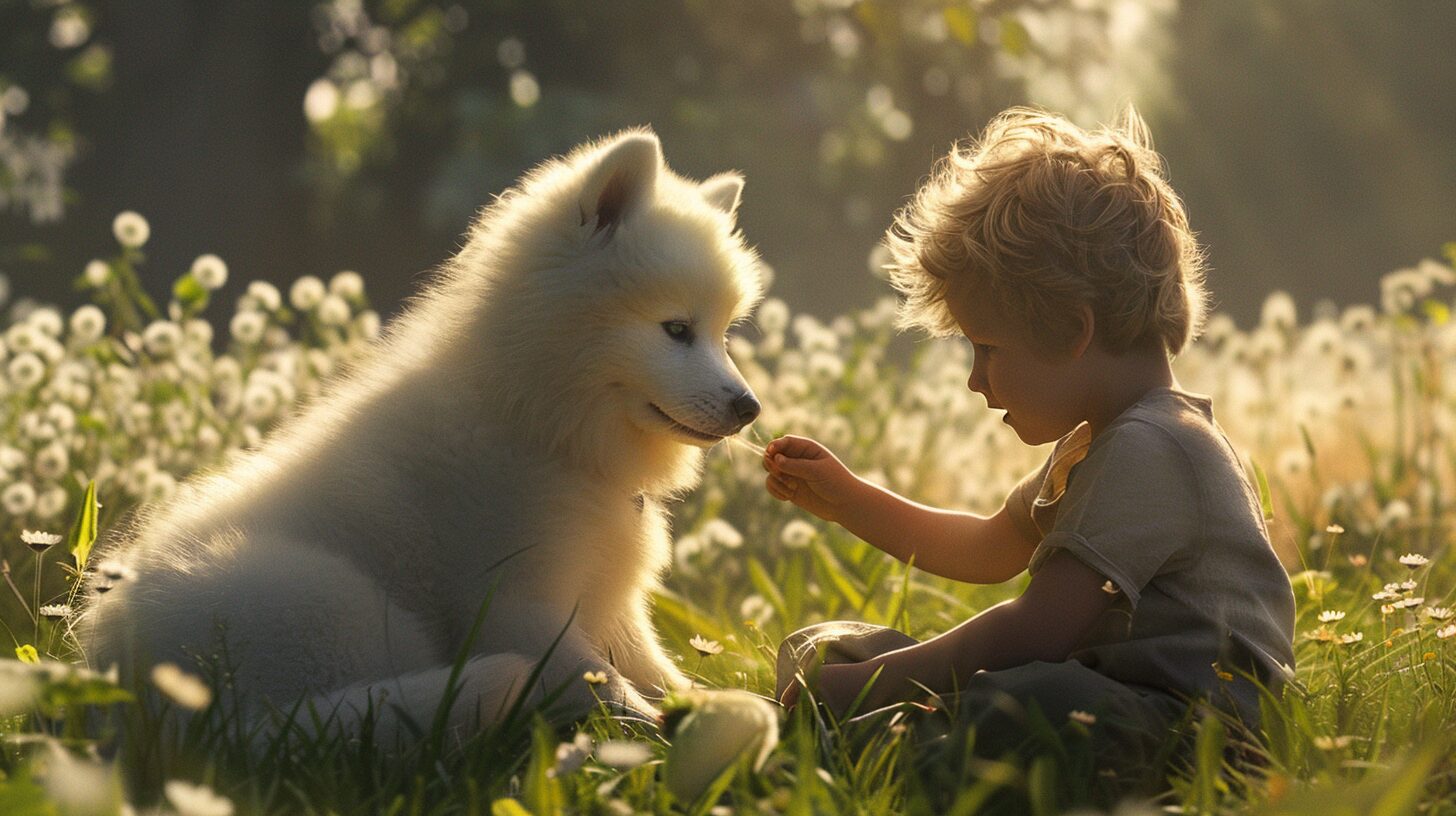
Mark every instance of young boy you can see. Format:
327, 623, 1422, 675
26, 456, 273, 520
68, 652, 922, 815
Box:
763, 106, 1296, 751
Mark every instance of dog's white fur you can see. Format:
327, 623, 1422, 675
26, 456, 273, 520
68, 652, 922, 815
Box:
81, 130, 763, 742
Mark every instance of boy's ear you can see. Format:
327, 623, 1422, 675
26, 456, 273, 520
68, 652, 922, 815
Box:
579, 131, 662, 238
1070, 304, 1096, 358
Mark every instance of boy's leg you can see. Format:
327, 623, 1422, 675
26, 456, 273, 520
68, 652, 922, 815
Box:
775, 621, 919, 703
942, 660, 1186, 763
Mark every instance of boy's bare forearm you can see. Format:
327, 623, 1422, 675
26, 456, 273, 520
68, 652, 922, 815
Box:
862, 553, 1115, 701
837, 478, 1030, 583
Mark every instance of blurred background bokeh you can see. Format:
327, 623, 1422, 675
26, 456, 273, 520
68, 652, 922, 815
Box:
3, 0, 1454, 326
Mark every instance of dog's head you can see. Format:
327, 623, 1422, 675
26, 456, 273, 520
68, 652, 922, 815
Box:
447, 129, 765, 486
572, 132, 762, 449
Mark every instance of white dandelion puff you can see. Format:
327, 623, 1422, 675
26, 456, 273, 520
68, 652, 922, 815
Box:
289, 276, 326, 310
151, 663, 213, 711
112, 211, 150, 248
190, 254, 228, 290
84, 259, 111, 287
595, 740, 652, 770
164, 780, 233, 816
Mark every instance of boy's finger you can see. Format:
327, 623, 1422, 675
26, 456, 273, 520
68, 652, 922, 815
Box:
772, 453, 821, 480
770, 435, 824, 459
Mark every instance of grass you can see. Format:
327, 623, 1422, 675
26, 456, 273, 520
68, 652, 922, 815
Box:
1, 222, 1455, 813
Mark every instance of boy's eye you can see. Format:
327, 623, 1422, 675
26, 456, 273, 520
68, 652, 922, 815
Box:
662, 321, 694, 344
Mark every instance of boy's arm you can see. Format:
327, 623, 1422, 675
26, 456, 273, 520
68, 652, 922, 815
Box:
764, 435, 1038, 583
798, 551, 1113, 712
838, 478, 1039, 584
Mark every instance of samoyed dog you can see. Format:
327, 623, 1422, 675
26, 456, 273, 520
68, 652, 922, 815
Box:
82, 129, 764, 742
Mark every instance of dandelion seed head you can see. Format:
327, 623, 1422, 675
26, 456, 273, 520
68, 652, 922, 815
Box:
164, 780, 233, 816
151, 663, 213, 711
112, 211, 150, 248
595, 739, 652, 770
289, 276, 326, 310
84, 259, 111, 287
190, 254, 228, 290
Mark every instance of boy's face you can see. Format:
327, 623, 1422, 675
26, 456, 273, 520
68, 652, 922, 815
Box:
943, 279, 1089, 445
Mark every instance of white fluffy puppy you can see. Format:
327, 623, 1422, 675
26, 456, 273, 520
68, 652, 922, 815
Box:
82, 129, 764, 743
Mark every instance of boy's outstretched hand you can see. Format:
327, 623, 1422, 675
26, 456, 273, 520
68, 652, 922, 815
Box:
763, 435, 860, 524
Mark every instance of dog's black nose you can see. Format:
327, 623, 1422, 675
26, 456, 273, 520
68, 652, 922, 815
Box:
732, 392, 761, 425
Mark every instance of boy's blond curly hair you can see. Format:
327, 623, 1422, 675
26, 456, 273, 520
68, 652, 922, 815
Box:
885, 105, 1208, 356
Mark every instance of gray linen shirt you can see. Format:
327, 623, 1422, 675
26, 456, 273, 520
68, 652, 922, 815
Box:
1005, 387, 1296, 720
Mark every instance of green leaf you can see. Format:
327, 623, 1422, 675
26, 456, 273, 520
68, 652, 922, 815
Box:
68, 480, 100, 572
1251, 459, 1275, 521
490, 799, 532, 816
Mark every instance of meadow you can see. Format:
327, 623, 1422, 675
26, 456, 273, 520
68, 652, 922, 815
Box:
0, 214, 1454, 814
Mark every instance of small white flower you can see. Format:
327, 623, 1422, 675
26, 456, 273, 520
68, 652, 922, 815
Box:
1313, 735, 1354, 750
229, 311, 266, 345
1392, 597, 1425, 610
143, 470, 178, 504
1260, 291, 1297, 331
3, 482, 37, 515
289, 276, 326, 310
21, 529, 63, 551
69, 305, 106, 343
1068, 710, 1097, 725
699, 518, 743, 550
112, 211, 150, 248
779, 519, 817, 549
164, 779, 233, 816
582, 670, 608, 685
152, 663, 213, 711
245, 280, 282, 312
1317, 610, 1345, 623
549, 732, 593, 778
242, 382, 279, 422
35, 486, 67, 520
34, 441, 69, 481
354, 310, 381, 340
189, 254, 228, 290
142, 321, 183, 357
1437, 624, 1456, 640
689, 635, 723, 657
1325, 523, 1345, 535
84, 259, 111, 287
1399, 553, 1430, 568
595, 739, 652, 770
1100, 580, 1120, 595
7, 352, 45, 389
1424, 607, 1453, 621
1338, 632, 1364, 645
27, 308, 62, 337
317, 294, 351, 326
39, 604, 71, 620
329, 270, 364, 300
184, 319, 213, 348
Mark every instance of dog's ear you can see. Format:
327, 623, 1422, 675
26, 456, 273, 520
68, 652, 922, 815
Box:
579, 132, 661, 239
699, 173, 743, 219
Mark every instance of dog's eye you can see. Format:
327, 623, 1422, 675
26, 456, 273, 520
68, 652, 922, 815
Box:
661, 321, 694, 344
